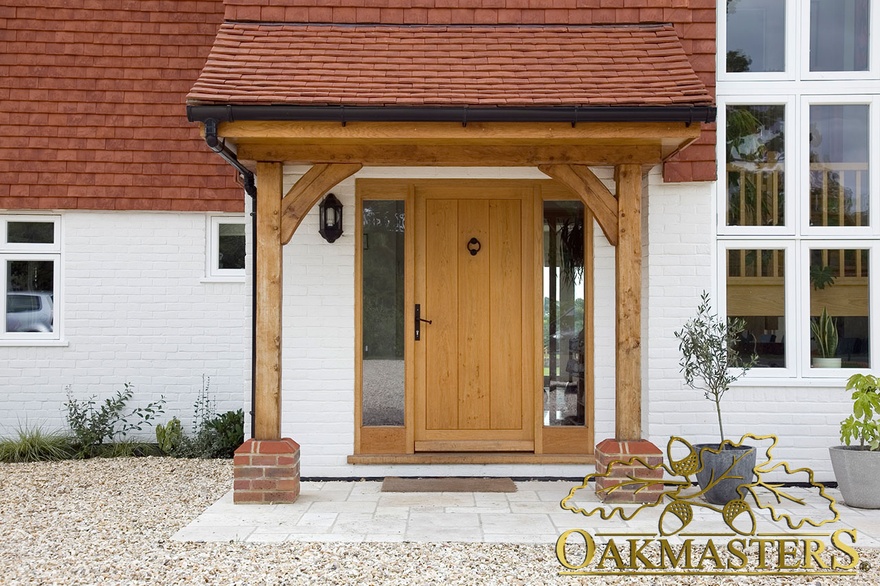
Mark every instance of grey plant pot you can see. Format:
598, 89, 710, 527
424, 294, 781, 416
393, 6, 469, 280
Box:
829, 445, 880, 509
694, 444, 757, 505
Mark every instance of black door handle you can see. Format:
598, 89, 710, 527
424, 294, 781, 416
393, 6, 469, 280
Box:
415, 304, 432, 341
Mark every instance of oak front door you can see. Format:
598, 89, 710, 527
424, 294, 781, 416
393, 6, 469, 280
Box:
414, 185, 535, 451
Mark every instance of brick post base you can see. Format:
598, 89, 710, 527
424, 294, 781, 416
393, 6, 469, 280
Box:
594, 438, 664, 504
233, 438, 301, 504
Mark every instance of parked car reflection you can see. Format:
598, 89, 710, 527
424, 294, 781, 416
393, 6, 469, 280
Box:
6, 291, 53, 332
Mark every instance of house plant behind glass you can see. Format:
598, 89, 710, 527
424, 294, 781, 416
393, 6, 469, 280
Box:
830, 373, 880, 508
675, 292, 758, 504
811, 307, 841, 368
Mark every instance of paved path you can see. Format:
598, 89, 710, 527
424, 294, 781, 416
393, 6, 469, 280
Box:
173, 480, 880, 547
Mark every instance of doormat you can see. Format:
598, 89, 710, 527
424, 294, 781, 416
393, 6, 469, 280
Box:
381, 477, 517, 493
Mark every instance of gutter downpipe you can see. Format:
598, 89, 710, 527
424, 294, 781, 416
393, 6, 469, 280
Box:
203, 118, 258, 440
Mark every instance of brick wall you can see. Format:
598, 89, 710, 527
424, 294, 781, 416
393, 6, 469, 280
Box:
0, 211, 247, 435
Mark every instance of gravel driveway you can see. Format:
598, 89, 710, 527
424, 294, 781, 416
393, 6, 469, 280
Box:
1, 458, 878, 585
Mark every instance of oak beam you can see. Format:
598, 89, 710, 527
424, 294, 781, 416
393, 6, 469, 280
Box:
254, 162, 284, 440
539, 164, 619, 246
615, 164, 643, 441
280, 163, 362, 245
238, 143, 661, 168
219, 120, 701, 143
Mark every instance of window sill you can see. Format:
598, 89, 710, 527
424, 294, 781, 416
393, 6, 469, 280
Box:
200, 276, 246, 284
0, 339, 69, 347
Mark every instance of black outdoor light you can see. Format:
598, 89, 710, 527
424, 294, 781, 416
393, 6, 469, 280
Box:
318, 193, 343, 243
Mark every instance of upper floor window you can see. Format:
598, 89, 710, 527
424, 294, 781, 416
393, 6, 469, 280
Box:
0, 216, 61, 341
726, 0, 786, 73
810, 0, 870, 72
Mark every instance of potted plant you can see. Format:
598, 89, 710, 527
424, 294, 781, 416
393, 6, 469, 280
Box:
675, 291, 758, 504
811, 307, 841, 368
829, 373, 880, 508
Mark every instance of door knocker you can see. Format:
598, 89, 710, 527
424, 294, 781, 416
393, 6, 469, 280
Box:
467, 237, 481, 256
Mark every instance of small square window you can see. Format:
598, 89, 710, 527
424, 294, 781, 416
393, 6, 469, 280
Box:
207, 216, 246, 280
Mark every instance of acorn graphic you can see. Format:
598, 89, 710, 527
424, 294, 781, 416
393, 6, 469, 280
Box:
667, 437, 700, 477
722, 499, 756, 535
659, 500, 694, 536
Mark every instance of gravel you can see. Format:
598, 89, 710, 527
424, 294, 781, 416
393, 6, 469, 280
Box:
1, 458, 879, 585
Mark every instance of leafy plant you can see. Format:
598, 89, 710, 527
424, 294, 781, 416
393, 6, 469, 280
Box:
811, 307, 839, 359
840, 374, 880, 451
206, 410, 244, 458
0, 424, 74, 462
64, 383, 165, 457
675, 291, 758, 444
156, 417, 184, 455
810, 265, 836, 291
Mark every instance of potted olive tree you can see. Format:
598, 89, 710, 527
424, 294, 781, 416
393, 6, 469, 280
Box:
675, 292, 758, 504
830, 373, 880, 508
811, 307, 841, 368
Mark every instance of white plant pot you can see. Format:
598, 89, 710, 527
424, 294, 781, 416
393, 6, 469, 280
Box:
829, 446, 880, 509
812, 357, 842, 368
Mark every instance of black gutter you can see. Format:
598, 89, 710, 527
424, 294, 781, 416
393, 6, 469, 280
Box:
201, 119, 258, 439
188, 104, 716, 126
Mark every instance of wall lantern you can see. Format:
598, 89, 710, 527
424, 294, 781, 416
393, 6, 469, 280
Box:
318, 193, 343, 243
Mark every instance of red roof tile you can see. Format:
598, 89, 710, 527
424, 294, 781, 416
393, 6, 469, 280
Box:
0, 0, 243, 212
187, 24, 712, 108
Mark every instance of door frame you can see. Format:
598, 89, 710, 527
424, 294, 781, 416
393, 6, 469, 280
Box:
354, 178, 594, 459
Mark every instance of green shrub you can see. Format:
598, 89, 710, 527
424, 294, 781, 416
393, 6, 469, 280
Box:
206, 410, 244, 458
64, 383, 165, 457
156, 417, 184, 455
0, 424, 74, 462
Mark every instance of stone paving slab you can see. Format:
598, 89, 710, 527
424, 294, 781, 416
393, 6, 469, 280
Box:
171, 481, 880, 547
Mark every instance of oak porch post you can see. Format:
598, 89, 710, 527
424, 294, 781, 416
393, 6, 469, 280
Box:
614, 163, 642, 441
233, 161, 301, 504
594, 164, 663, 503
254, 161, 284, 440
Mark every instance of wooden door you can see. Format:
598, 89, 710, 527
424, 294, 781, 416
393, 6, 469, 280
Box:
414, 186, 534, 451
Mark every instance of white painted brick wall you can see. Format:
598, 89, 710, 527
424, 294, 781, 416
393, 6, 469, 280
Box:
0, 211, 247, 439
642, 170, 848, 481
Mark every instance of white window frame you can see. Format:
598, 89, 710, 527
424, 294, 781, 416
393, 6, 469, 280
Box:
718, 0, 880, 380
0, 215, 62, 344
205, 215, 246, 282
799, 240, 877, 378
800, 0, 878, 81
717, 0, 795, 82
718, 240, 795, 378
716, 97, 795, 237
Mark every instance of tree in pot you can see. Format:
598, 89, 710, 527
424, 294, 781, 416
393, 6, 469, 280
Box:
675, 292, 758, 504
830, 373, 880, 508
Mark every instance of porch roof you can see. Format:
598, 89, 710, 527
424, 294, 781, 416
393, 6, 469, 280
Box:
187, 23, 713, 114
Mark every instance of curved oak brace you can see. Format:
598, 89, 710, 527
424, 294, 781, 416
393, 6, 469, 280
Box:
538, 164, 619, 247
280, 163, 363, 245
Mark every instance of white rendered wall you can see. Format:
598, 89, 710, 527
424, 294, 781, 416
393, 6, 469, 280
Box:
0, 211, 247, 438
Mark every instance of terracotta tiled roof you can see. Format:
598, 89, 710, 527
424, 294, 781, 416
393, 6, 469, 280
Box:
0, 0, 242, 212
188, 24, 712, 108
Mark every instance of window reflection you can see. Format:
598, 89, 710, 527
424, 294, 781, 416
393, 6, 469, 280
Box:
727, 0, 785, 72
361, 200, 405, 426
6, 260, 54, 333
726, 105, 785, 227
809, 105, 869, 227
543, 201, 585, 427
810, 0, 870, 72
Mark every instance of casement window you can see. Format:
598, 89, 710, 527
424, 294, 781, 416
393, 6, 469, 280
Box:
718, 1, 879, 377
0, 216, 61, 342
206, 216, 246, 281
